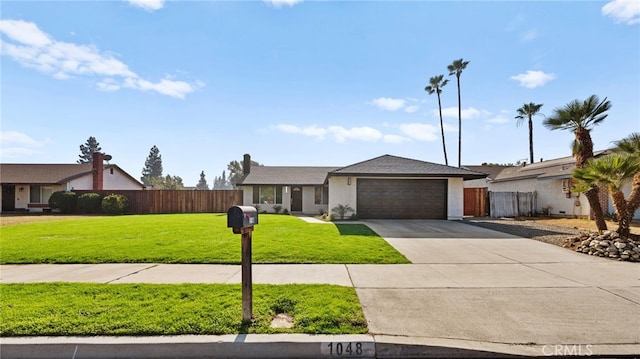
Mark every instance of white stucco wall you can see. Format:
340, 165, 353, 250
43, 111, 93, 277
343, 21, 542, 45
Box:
328, 176, 357, 218
463, 178, 490, 188
328, 176, 464, 220
103, 168, 144, 190
447, 177, 464, 220
242, 185, 328, 215
301, 186, 328, 215
608, 182, 640, 220
489, 178, 589, 217
68, 169, 142, 191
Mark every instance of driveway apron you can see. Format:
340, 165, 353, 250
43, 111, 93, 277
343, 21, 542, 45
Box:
351, 219, 640, 347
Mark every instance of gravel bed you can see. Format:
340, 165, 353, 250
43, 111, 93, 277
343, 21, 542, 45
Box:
463, 218, 583, 247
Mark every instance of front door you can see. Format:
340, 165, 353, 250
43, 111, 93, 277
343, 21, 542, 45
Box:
2, 185, 16, 211
291, 187, 302, 212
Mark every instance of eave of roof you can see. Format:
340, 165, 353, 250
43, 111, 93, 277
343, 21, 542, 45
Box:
329, 154, 487, 180
238, 166, 339, 186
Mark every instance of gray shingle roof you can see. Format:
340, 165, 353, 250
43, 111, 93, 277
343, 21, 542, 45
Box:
0, 163, 94, 184
463, 165, 513, 180
489, 150, 611, 183
238, 166, 339, 185
0, 163, 144, 187
330, 155, 487, 180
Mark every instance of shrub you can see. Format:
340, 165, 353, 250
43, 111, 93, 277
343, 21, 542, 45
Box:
331, 204, 353, 220
48, 191, 77, 214
101, 194, 129, 215
350, 213, 359, 221
78, 193, 102, 214
273, 205, 282, 214
282, 208, 289, 215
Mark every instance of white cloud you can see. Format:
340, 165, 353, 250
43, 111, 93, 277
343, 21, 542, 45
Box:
127, 0, 165, 11
520, 29, 539, 42
0, 19, 200, 99
510, 70, 556, 88
398, 123, 439, 142
275, 124, 327, 139
487, 115, 510, 124
438, 107, 490, 120
383, 134, 409, 144
371, 97, 406, 111
328, 126, 382, 143
97, 78, 120, 92
0, 131, 49, 158
0, 19, 52, 47
404, 105, 419, 113
264, 0, 303, 7
602, 0, 640, 25
124, 77, 199, 99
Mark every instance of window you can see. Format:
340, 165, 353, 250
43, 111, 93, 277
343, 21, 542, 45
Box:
29, 185, 53, 203
29, 185, 40, 203
253, 185, 283, 204
314, 186, 328, 205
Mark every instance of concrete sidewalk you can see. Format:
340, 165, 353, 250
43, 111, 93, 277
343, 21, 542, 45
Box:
2, 219, 639, 358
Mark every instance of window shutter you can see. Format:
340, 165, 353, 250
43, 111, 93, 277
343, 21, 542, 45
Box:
253, 186, 259, 203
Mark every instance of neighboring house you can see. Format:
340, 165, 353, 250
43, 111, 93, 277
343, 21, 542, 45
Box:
467, 150, 640, 219
237, 154, 487, 220
463, 164, 514, 189
0, 153, 144, 212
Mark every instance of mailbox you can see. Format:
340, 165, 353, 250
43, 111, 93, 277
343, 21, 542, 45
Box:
227, 206, 258, 229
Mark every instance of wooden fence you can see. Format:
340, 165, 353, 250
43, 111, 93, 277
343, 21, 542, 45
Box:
463, 187, 487, 217
73, 190, 243, 214
489, 191, 536, 218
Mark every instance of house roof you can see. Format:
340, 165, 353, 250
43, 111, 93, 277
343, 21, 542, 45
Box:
238, 166, 339, 185
489, 150, 611, 183
463, 164, 513, 180
329, 154, 487, 180
0, 163, 144, 188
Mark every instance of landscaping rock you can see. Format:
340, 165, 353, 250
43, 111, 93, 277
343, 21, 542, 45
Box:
567, 230, 640, 262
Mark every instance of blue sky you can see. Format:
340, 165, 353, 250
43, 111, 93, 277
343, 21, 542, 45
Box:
1, 0, 639, 186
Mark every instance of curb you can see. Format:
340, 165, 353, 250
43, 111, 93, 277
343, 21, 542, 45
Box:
2, 335, 639, 358
0, 335, 375, 359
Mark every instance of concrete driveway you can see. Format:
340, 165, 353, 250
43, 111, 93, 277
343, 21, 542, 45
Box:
354, 219, 640, 354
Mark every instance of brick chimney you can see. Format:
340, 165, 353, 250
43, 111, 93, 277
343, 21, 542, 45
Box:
92, 152, 104, 190
243, 153, 251, 176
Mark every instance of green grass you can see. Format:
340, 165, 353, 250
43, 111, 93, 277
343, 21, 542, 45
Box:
0, 214, 408, 264
0, 283, 367, 336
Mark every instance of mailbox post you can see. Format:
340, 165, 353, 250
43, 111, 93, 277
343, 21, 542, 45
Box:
227, 206, 258, 322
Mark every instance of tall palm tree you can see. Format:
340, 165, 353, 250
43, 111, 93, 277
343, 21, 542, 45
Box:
573, 154, 640, 237
447, 58, 469, 167
543, 94, 611, 231
515, 102, 544, 164
613, 132, 640, 227
425, 75, 449, 165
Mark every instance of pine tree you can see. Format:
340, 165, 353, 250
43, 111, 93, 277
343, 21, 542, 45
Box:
163, 175, 184, 190
141, 145, 163, 187
196, 171, 209, 190
227, 159, 261, 188
77, 136, 102, 164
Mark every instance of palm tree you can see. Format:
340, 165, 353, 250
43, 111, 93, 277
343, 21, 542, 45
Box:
425, 75, 450, 165
447, 58, 469, 167
543, 94, 611, 231
613, 132, 640, 227
573, 154, 640, 237
515, 102, 544, 164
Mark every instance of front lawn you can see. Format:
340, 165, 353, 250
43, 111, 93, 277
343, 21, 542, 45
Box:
0, 214, 408, 264
0, 283, 367, 336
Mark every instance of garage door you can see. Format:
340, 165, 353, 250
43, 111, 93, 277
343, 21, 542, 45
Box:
357, 179, 447, 219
